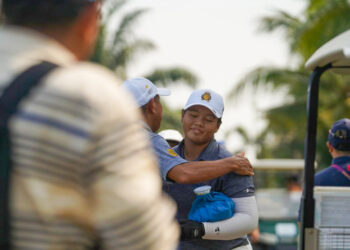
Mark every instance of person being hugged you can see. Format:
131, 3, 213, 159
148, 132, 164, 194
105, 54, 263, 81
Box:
167, 89, 258, 250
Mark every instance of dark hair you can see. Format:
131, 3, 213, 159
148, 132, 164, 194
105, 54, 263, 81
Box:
2, 0, 92, 27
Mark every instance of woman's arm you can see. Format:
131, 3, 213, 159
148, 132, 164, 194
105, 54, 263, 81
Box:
202, 196, 258, 240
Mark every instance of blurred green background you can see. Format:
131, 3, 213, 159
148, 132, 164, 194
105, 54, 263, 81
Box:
2, 0, 348, 178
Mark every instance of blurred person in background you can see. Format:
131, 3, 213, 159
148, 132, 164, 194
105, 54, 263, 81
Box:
159, 129, 183, 147
0, 1, 179, 249
299, 118, 350, 226
169, 89, 258, 250
286, 175, 302, 205
314, 118, 350, 186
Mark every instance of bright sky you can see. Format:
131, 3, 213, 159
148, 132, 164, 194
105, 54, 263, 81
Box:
122, 0, 306, 157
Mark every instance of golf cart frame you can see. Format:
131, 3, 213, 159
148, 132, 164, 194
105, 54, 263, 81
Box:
300, 30, 350, 250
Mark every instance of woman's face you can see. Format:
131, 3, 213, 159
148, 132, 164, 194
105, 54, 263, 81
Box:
182, 105, 220, 145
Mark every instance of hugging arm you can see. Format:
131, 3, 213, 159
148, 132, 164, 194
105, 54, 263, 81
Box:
168, 155, 254, 184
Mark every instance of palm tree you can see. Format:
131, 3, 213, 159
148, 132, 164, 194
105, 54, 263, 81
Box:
145, 68, 198, 88
90, 0, 155, 80
91, 0, 198, 130
91, 0, 198, 85
228, 0, 350, 167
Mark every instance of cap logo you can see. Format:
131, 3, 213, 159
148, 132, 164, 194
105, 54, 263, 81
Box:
201, 92, 211, 102
335, 129, 347, 139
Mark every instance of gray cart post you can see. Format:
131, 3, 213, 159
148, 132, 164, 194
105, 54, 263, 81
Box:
301, 30, 350, 250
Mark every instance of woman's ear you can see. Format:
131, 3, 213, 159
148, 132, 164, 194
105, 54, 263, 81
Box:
212, 121, 221, 134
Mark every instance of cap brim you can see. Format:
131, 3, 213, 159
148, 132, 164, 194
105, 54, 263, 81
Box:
184, 103, 222, 118
157, 88, 171, 96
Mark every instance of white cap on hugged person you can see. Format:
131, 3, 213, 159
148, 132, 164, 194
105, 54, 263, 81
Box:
159, 129, 183, 143
122, 77, 171, 107
184, 89, 224, 118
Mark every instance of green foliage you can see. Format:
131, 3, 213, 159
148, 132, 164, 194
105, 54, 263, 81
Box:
259, 0, 350, 63
90, 1, 155, 80
91, 0, 198, 131
159, 104, 183, 133
146, 67, 198, 88
297, 0, 350, 61
228, 0, 350, 168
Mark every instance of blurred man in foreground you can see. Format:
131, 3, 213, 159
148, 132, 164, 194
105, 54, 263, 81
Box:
0, 1, 178, 249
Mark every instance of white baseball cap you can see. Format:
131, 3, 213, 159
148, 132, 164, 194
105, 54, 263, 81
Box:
122, 77, 171, 107
184, 89, 224, 118
158, 129, 183, 143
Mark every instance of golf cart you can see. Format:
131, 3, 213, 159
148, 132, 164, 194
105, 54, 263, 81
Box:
300, 30, 350, 250
252, 159, 304, 250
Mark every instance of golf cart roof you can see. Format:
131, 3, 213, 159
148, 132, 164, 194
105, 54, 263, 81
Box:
305, 30, 350, 73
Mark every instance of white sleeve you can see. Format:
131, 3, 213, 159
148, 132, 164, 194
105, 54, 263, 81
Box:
202, 196, 258, 240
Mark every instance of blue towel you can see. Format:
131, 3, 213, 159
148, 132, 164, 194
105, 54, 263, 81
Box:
188, 191, 235, 222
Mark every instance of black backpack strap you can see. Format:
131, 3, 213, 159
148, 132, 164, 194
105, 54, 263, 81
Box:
0, 61, 58, 249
